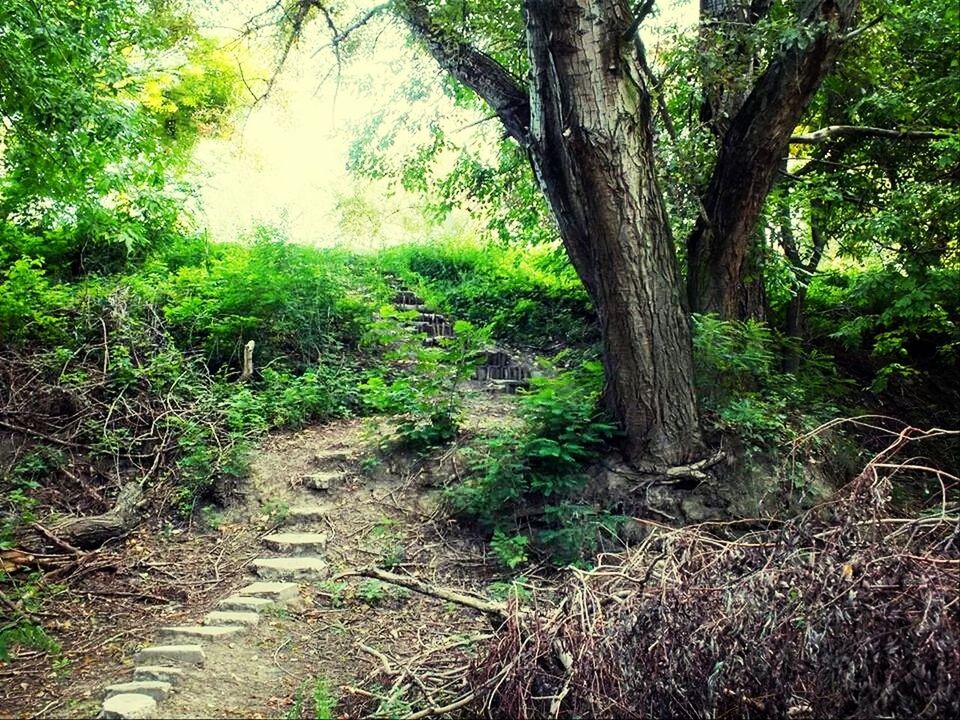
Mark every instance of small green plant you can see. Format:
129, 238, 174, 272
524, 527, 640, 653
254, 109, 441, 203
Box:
487, 576, 533, 603
312, 677, 336, 720
0, 621, 61, 662
373, 684, 413, 719
319, 580, 349, 608
359, 580, 386, 605
261, 498, 290, 522
199, 505, 223, 530
490, 530, 529, 569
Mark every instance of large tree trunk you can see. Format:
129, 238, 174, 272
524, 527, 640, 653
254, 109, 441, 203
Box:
524, 0, 702, 465
687, 0, 859, 319
402, 0, 703, 465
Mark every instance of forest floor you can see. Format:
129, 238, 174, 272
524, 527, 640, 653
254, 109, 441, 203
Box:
1, 389, 529, 719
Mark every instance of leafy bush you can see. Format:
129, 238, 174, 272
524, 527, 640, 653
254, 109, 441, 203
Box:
806, 266, 960, 393
693, 313, 845, 452
449, 360, 619, 565
162, 226, 379, 370
377, 239, 596, 350
0, 258, 73, 345
359, 310, 486, 451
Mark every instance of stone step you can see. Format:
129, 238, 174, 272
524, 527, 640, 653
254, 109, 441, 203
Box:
282, 505, 331, 525
475, 364, 531, 382
217, 594, 276, 612
301, 471, 344, 492
309, 448, 356, 468
251, 556, 328, 581
477, 349, 513, 366
394, 303, 429, 313
134, 645, 205, 667
133, 666, 186, 685
394, 291, 422, 306
262, 531, 328, 554
159, 625, 246, 643
413, 321, 454, 338
236, 581, 300, 602
105, 681, 172, 702
204, 610, 260, 627
100, 693, 157, 719
488, 378, 527, 394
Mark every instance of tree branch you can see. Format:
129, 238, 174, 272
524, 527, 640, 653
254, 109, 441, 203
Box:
397, 0, 530, 144
790, 125, 950, 144
623, 0, 657, 41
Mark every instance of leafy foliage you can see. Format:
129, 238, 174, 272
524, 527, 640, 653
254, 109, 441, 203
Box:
692, 313, 846, 452
360, 310, 486, 451
377, 239, 595, 350
450, 360, 620, 565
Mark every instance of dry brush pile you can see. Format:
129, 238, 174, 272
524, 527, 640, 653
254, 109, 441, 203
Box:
469, 425, 960, 719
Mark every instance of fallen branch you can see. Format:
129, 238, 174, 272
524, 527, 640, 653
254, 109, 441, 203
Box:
332, 566, 508, 620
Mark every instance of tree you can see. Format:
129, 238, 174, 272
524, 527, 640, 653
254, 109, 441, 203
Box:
270, 0, 864, 466
0, 0, 241, 275
393, 0, 868, 465
685, 0, 859, 319
400, 0, 704, 465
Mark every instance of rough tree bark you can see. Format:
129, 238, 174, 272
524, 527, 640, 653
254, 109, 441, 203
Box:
401, 0, 703, 465
687, 0, 860, 319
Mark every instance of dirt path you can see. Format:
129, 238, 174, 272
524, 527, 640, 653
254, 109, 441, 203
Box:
72, 392, 518, 719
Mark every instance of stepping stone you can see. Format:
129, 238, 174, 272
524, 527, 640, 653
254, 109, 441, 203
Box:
133, 666, 186, 684
100, 693, 157, 719
251, 556, 328, 581
302, 471, 343, 492
237, 581, 300, 602
105, 681, 172, 702
394, 291, 422, 306
263, 531, 328, 554
134, 645, 204, 667
311, 449, 353, 466
204, 610, 260, 627
159, 625, 245, 643
217, 594, 275, 612
282, 506, 331, 525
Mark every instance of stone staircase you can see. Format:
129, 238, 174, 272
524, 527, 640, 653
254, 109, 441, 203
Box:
95, 451, 347, 718
391, 290, 533, 393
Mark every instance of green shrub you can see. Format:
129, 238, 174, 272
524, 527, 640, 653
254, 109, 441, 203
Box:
693, 313, 845, 453
162, 226, 379, 370
806, 266, 960, 392
359, 311, 486, 451
449, 360, 619, 565
0, 258, 73, 345
377, 239, 596, 349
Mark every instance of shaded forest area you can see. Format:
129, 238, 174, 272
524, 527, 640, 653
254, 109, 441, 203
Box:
1, 0, 958, 717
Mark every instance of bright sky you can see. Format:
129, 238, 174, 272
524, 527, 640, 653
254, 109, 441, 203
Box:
188, 1, 697, 248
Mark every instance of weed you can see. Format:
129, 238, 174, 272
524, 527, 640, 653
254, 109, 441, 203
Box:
487, 576, 533, 603
261, 498, 290, 522
359, 580, 386, 605
312, 677, 336, 720
199, 505, 223, 530
373, 684, 413, 719
490, 530, 529, 569
448, 360, 617, 564
318, 580, 349, 609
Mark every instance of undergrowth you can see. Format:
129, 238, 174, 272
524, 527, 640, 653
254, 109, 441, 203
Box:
377, 239, 596, 350
450, 359, 620, 566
